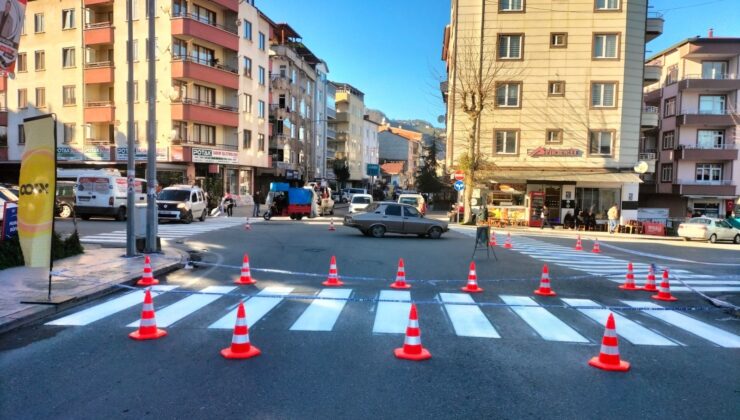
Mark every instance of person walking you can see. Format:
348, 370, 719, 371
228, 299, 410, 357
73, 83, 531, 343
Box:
222, 194, 235, 217
540, 205, 553, 229
608, 204, 619, 234
252, 190, 261, 217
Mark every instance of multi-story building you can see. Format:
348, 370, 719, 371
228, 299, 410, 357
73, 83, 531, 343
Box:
1, 0, 269, 196
362, 115, 380, 184
323, 82, 337, 181
378, 123, 422, 189
442, 0, 663, 225
639, 34, 739, 218
331, 82, 365, 184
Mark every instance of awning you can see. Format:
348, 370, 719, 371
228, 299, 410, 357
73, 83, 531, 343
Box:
487, 172, 643, 184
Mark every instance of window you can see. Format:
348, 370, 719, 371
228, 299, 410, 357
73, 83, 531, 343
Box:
550, 33, 567, 48
498, 34, 523, 59
18, 89, 27, 108
172, 38, 187, 58
258, 66, 266, 85
133, 121, 140, 142
128, 40, 139, 62
591, 82, 616, 107
172, 121, 187, 141
499, 0, 524, 11
593, 34, 618, 59
62, 9, 75, 29
145, 0, 157, 18
17, 53, 26, 72
699, 95, 725, 114
127, 0, 140, 20
697, 130, 724, 149
496, 82, 520, 107
548, 81, 565, 96
665, 65, 678, 84
546, 129, 563, 144
145, 37, 159, 60
133, 81, 139, 102
258, 100, 265, 118
663, 97, 676, 117
258, 134, 265, 151
191, 44, 214, 66
243, 19, 252, 40
18, 125, 25, 145
193, 124, 216, 144
701, 61, 727, 79
595, 0, 620, 10
63, 85, 76, 105
695, 163, 722, 182
660, 164, 672, 182
193, 84, 215, 106
243, 56, 252, 77
243, 94, 252, 113
589, 131, 613, 155
661, 130, 674, 150
258, 32, 266, 51
62, 47, 75, 68
63, 124, 75, 144
495, 131, 518, 154
243, 129, 252, 149
192, 4, 215, 25
385, 205, 402, 216
34, 50, 45, 71
34, 13, 44, 33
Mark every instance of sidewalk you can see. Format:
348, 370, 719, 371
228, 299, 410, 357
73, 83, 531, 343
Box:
0, 246, 186, 335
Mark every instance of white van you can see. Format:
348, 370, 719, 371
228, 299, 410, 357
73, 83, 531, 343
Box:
157, 185, 208, 223
76, 175, 147, 221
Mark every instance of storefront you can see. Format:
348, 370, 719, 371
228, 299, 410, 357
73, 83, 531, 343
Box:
687, 197, 737, 218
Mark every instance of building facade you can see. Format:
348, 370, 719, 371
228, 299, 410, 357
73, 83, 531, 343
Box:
442, 0, 663, 225
331, 82, 365, 184
378, 123, 422, 189
640, 35, 740, 218
362, 115, 380, 185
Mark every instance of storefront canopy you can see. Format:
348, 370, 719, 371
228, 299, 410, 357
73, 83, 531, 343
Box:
487, 172, 643, 184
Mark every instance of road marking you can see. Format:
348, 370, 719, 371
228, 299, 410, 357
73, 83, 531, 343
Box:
561, 298, 676, 346
622, 300, 740, 348
440, 293, 500, 338
671, 286, 740, 292
46, 286, 178, 326
372, 290, 411, 334
499, 295, 589, 343
290, 289, 352, 331
208, 286, 294, 329
126, 286, 236, 328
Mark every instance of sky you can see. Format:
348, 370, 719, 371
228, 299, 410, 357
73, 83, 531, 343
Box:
258, 0, 740, 126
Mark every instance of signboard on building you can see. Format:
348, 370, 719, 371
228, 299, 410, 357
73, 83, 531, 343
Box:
192, 148, 238, 164
116, 146, 168, 162
366, 163, 380, 176
83, 146, 111, 161
527, 147, 580, 158
57, 146, 84, 161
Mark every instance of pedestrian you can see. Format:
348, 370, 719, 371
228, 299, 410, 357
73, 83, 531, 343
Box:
252, 190, 261, 217
608, 204, 619, 234
222, 194, 235, 217
540, 205, 553, 229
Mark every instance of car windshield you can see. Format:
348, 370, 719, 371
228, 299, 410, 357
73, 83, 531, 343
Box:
400, 197, 419, 206
352, 196, 371, 204
158, 190, 190, 201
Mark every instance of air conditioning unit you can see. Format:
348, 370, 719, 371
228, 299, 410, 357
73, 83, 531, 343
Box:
639, 152, 656, 160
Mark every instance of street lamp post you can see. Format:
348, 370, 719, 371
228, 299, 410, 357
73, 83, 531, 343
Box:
145, 0, 158, 252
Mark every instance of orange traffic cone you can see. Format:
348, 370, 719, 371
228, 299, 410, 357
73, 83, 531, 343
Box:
503, 232, 513, 249
534, 264, 556, 296
575, 235, 583, 251
592, 238, 601, 253
220, 301, 261, 359
642, 264, 658, 292
245, 217, 252, 231
651, 270, 678, 302
588, 313, 630, 372
322, 255, 344, 286
129, 289, 167, 340
394, 304, 431, 361
390, 258, 411, 289
461, 261, 483, 293
488, 230, 497, 246
235, 254, 256, 285
328, 217, 336, 231
619, 262, 638, 290
136, 255, 159, 286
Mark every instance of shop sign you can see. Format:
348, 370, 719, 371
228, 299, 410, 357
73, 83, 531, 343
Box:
192, 148, 238, 164
84, 146, 111, 161
527, 147, 580, 157
116, 147, 168, 162
56, 146, 84, 161
170, 146, 184, 162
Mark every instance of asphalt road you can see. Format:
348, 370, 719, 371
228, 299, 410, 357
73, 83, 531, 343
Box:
2, 215, 738, 419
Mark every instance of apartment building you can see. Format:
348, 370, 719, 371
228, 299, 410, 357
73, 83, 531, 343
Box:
362, 115, 380, 183
0, 0, 269, 196
331, 82, 365, 184
442, 0, 663, 226
324, 82, 337, 180
639, 35, 740, 218
378, 123, 422, 189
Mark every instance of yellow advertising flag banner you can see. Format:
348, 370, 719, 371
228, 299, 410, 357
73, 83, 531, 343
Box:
18, 114, 56, 268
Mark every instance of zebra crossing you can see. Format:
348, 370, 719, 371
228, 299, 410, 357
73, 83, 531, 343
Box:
79, 217, 253, 244
45, 286, 740, 348
451, 227, 740, 293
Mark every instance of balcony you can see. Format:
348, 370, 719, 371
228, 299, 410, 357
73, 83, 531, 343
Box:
336, 131, 349, 141
171, 14, 238, 51
171, 99, 238, 127
677, 111, 739, 127
678, 74, 740, 92
326, 127, 336, 139
84, 101, 115, 123
646, 13, 664, 42
674, 179, 736, 197
641, 106, 659, 128
644, 65, 661, 84
84, 0, 113, 5
84, 61, 114, 84
335, 111, 349, 123
84, 22, 113, 45
269, 104, 290, 120
171, 55, 239, 90
326, 107, 336, 120
270, 73, 291, 90
679, 144, 738, 161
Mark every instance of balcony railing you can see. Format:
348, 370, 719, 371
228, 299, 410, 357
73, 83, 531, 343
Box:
174, 98, 238, 112
172, 138, 238, 151
171, 12, 238, 34
171, 54, 238, 74
681, 143, 737, 150
85, 100, 113, 107
677, 179, 733, 186
84, 21, 112, 29
84, 60, 113, 68
85, 138, 113, 145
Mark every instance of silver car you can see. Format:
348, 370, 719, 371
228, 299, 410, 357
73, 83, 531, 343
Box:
343, 202, 449, 239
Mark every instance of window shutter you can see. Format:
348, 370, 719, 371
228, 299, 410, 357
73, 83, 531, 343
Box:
510, 36, 521, 58
603, 84, 614, 106
605, 36, 617, 57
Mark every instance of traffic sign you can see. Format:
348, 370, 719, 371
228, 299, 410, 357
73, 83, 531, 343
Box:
454, 170, 465, 181
454, 180, 465, 191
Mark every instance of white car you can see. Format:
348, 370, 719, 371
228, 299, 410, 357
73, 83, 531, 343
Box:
348, 194, 373, 213
157, 185, 208, 224
677, 217, 740, 244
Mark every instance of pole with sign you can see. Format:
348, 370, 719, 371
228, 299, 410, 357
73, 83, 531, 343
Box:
454, 180, 464, 224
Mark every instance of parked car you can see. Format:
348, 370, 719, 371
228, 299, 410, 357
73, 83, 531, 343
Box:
0, 185, 19, 222
398, 193, 427, 215
349, 194, 373, 213
677, 217, 740, 244
343, 201, 448, 239
342, 188, 367, 203
157, 185, 207, 224
55, 181, 76, 218
76, 175, 147, 221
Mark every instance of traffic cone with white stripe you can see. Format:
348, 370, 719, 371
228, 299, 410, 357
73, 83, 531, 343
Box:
394, 304, 431, 361
322, 255, 344, 286
642, 264, 658, 292
220, 301, 261, 359
488, 230, 497, 246
575, 235, 583, 251
136, 255, 159, 286
592, 238, 602, 253
503, 232, 513, 249
619, 262, 638, 290
461, 261, 483, 293
328, 217, 336, 231
588, 313, 630, 372
390, 258, 411, 289
534, 264, 556, 296
235, 254, 256, 285
129, 289, 167, 340
244, 217, 252, 231
651, 270, 678, 302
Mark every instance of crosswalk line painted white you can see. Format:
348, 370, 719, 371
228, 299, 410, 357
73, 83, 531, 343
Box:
46, 285, 178, 326
372, 290, 412, 334
499, 295, 589, 343
208, 286, 293, 329
561, 298, 676, 346
126, 286, 236, 328
622, 300, 740, 348
290, 289, 352, 331
440, 293, 500, 338
670, 286, 740, 293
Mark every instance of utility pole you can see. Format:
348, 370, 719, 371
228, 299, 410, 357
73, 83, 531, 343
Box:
125, 0, 136, 257
145, 0, 158, 252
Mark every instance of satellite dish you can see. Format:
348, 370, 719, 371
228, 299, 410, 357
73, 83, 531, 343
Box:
633, 161, 649, 174
437, 115, 445, 124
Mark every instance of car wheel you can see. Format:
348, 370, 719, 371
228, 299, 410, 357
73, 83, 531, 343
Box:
330, 207, 334, 215
58, 203, 73, 219
428, 226, 443, 239
199, 210, 206, 222
263, 211, 271, 221
296, 215, 303, 221
682, 237, 690, 241
709, 234, 717, 243
370, 225, 386, 238
115, 207, 126, 221
734, 234, 740, 244
183, 211, 193, 224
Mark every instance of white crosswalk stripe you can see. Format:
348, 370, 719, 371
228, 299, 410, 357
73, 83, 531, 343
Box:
499, 295, 589, 343
80, 217, 255, 244
209, 286, 294, 329
372, 290, 412, 334
290, 288, 352, 331
440, 293, 500, 338
126, 286, 236, 328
